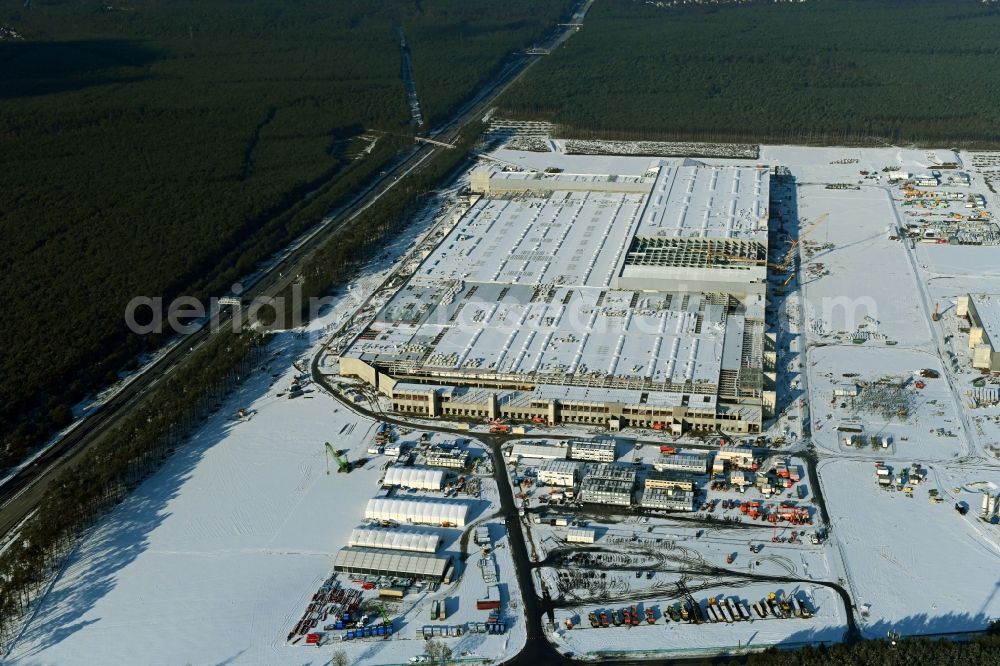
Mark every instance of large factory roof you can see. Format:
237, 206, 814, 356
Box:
342, 156, 770, 431
487, 170, 653, 193
348, 286, 735, 389
970, 293, 1000, 345
418, 190, 645, 288
382, 465, 446, 490
635, 162, 769, 243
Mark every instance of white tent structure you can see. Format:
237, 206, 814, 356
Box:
348, 528, 441, 553
382, 465, 445, 490
364, 497, 469, 527
334, 547, 450, 581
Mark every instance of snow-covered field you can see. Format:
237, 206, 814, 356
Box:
5, 328, 524, 665
821, 458, 1000, 638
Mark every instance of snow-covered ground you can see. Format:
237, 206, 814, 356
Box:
821, 458, 1000, 637
5, 328, 524, 665
768, 144, 1000, 638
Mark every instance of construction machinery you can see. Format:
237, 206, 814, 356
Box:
377, 604, 393, 639
708, 213, 829, 273
325, 442, 351, 473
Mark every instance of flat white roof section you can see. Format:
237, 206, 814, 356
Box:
422, 191, 646, 288
635, 162, 769, 243
348, 289, 735, 392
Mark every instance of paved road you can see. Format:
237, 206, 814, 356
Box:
0, 1, 592, 540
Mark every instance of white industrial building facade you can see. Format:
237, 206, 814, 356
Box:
579, 478, 634, 506
425, 449, 469, 469
537, 459, 582, 487
569, 439, 617, 463
364, 498, 469, 528
579, 462, 637, 506
339, 158, 775, 435
959, 294, 1000, 372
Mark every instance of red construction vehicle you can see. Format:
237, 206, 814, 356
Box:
490, 424, 511, 434
659, 445, 677, 455
652, 422, 666, 431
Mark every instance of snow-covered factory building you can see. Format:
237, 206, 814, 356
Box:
348, 528, 441, 553
340, 159, 775, 434
425, 447, 469, 470
960, 293, 1000, 372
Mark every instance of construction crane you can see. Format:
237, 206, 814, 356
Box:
377, 604, 392, 637
705, 213, 830, 272
324, 442, 351, 474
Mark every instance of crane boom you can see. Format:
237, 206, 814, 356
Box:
325, 442, 351, 473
